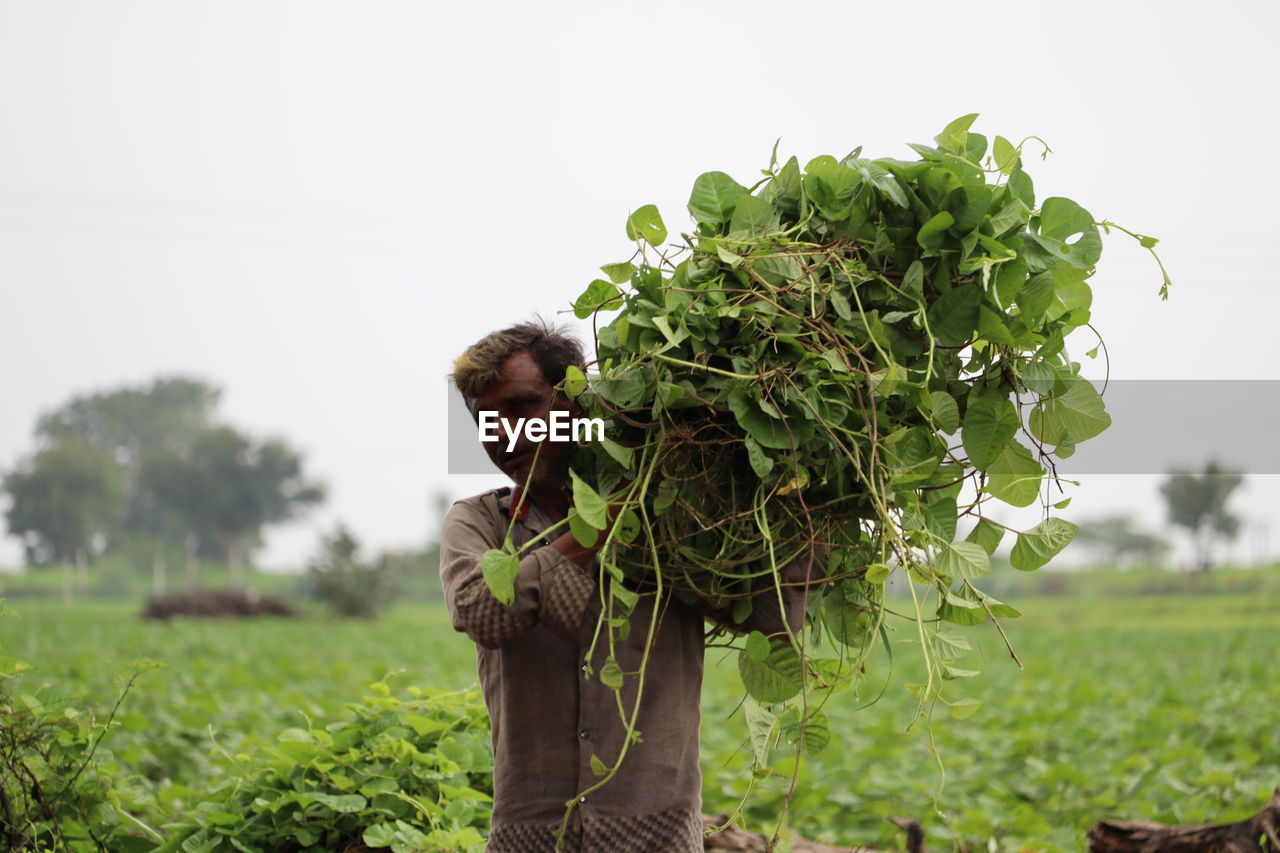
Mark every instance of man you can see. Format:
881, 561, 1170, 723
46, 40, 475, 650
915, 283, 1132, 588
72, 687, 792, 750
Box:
441, 320, 812, 853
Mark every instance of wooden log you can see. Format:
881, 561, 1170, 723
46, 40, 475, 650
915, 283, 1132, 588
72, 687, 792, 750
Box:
1087, 786, 1280, 853
702, 813, 925, 853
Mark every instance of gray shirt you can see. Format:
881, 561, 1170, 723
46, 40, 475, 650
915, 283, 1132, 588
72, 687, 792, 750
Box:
439, 486, 809, 852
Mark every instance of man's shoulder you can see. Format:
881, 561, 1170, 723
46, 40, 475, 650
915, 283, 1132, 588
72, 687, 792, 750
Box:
444, 487, 514, 531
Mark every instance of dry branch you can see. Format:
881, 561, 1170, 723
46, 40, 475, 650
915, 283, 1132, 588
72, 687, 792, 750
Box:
1088, 786, 1280, 853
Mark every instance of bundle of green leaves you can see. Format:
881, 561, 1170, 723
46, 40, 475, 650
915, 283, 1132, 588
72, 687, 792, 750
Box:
477, 117, 1163, 821
554, 115, 1163, 701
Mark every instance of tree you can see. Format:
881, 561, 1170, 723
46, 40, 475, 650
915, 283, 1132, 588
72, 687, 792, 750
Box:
306, 524, 400, 618
34, 376, 221, 586
36, 376, 220, 465
2, 440, 124, 600
1073, 515, 1171, 567
1159, 461, 1243, 572
139, 427, 325, 586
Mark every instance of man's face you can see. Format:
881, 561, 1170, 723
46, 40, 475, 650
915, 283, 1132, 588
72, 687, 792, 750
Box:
473, 351, 576, 489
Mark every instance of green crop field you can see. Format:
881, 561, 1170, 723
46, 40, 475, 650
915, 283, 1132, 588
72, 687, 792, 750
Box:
1, 567, 1277, 852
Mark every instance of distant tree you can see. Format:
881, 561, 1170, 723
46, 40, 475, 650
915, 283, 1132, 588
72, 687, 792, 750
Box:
2, 440, 124, 600
1073, 515, 1171, 567
34, 376, 221, 579
36, 376, 220, 464
5, 377, 325, 591
140, 427, 325, 586
307, 524, 400, 618
1159, 461, 1244, 572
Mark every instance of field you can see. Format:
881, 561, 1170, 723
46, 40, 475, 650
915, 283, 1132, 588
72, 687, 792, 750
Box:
1, 567, 1277, 852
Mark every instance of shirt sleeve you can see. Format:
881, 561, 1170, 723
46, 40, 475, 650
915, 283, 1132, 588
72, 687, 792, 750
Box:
439, 500, 597, 648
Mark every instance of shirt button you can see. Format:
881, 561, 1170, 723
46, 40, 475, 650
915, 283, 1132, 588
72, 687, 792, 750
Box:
579, 730, 589, 739
579, 796, 587, 803
581, 665, 588, 674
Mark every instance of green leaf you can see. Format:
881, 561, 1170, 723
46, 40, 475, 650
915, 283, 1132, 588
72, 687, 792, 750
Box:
935, 113, 980, 150
563, 365, 587, 399
738, 639, 803, 703
829, 288, 852, 321
590, 754, 607, 776
745, 630, 770, 662
924, 496, 957, 542
1008, 166, 1035, 208
937, 541, 990, 580
309, 792, 367, 813
961, 392, 1018, 470
1031, 379, 1111, 445
568, 509, 598, 548
780, 707, 831, 756
903, 260, 924, 299
727, 389, 793, 450
363, 824, 398, 848
600, 657, 624, 690
570, 469, 609, 530
822, 586, 874, 648
925, 283, 981, 346
933, 626, 972, 658
716, 244, 743, 267
609, 578, 638, 614
949, 698, 982, 719
928, 391, 959, 433
729, 194, 779, 237
600, 437, 634, 470
916, 211, 955, 248
995, 256, 1028, 307
804, 161, 861, 219
1028, 197, 1102, 269
610, 507, 639, 545
743, 435, 774, 479
743, 699, 776, 768
864, 563, 892, 584
937, 589, 986, 626
1010, 518, 1079, 571
966, 518, 1005, 555
481, 547, 519, 606
992, 135, 1018, 174
599, 262, 635, 284
985, 442, 1044, 507
625, 204, 667, 246
573, 279, 622, 319
1038, 196, 1094, 242
688, 172, 749, 225
1023, 361, 1057, 396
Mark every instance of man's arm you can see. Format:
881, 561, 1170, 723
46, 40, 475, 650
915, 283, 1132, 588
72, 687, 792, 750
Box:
439, 500, 597, 649
711, 545, 828, 639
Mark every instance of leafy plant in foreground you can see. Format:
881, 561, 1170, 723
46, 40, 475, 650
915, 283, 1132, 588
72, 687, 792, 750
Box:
0, 605, 158, 852
156, 681, 492, 853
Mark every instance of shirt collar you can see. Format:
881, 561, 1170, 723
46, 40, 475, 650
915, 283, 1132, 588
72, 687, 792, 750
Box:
501, 486, 530, 521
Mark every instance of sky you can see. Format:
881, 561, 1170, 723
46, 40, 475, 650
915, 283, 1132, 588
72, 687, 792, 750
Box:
2, 0, 1278, 570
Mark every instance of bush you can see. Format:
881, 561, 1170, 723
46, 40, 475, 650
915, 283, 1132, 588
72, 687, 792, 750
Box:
155, 681, 493, 853
306, 526, 400, 618
0, 606, 158, 852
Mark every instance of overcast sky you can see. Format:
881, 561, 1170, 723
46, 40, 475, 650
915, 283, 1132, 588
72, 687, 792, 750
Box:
2, 0, 1278, 569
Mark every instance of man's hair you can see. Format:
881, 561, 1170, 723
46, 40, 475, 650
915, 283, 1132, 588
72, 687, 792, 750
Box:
451, 319, 586, 407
